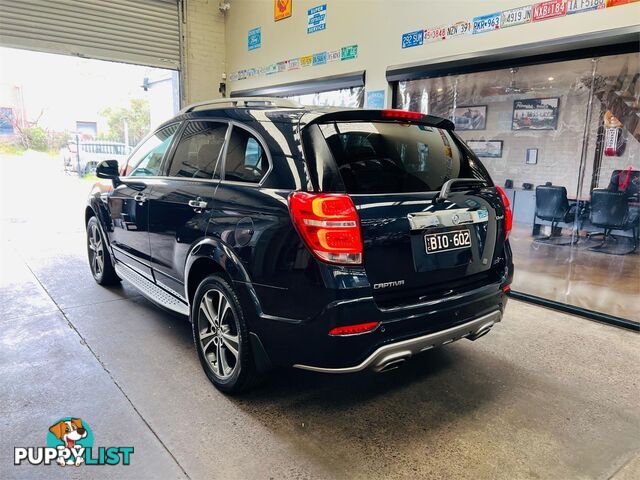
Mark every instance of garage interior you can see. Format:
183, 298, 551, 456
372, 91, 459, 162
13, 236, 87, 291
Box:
1, 1, 639, 479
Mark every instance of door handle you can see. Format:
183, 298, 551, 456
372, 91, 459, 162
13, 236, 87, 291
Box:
188, 199, 208, 209
134, 193, 147, 203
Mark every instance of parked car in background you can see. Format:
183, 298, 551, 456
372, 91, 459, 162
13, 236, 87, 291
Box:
85, 98, 513, 394
62, 140, 130, 175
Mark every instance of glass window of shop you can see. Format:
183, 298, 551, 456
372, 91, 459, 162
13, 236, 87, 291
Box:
285, 86, 364, 107
395, 51, 640, 323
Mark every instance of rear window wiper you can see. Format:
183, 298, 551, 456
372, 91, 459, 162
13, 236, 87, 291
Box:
434, 178, 488, 203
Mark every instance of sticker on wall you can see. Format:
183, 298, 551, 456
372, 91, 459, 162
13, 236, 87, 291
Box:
501, 5, 533, 27
300, 55, 313, 67
401, 30, 424, 48
307, 4, 327, 34
567, 0, 606, 14
274, 0, 292, 21
341, 45, 358, 61
472, 12, 501, 34
446, 20, 472, 38
532, 0, 568, 22
424, 25, 446, 43
248, 27, 261, 51
312, 52, 327, 65
366, 90, 386, 109
327, 49, 341, 62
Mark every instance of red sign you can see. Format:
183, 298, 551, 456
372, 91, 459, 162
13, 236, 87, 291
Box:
532, 0, 568, 21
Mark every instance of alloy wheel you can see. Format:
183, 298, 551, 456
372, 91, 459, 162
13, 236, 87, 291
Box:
198, 288, 240, 379
87, 224, 104, 277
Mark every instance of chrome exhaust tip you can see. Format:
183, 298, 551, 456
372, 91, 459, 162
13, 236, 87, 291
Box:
374, 358, 407, 373
467, 322, 494, 341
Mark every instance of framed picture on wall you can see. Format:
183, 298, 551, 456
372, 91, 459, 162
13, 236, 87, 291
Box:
512, 97, 560, 130
467, 140, 503, 158
453, 105, 487, 130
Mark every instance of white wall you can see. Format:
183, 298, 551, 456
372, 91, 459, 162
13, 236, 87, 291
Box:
225, 0, 640, 103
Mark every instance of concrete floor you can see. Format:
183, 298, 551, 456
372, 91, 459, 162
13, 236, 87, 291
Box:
1, 154, 639, 480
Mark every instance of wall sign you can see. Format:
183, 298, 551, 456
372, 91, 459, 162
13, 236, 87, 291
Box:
274, 0, 292, 21
248, 27, 261, 51
402, 30, 424, 48
327, 49, 341, 62
341, 45, 358, 61
312, 51, 327, 65
366, 90, 386, 109
501, 5, 533, 27
532, 0, 568, 21
307, 4, 327, 34
472, 12, 501, 34
300, 55, 313, 67
468, 140, 503, 158
606, 0, 640, 6
567, 0, 606, 14
446, 20, 472, 38
424, 25, 446, 42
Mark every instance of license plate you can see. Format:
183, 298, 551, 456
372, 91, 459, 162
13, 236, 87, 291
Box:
425, 230, 471, 254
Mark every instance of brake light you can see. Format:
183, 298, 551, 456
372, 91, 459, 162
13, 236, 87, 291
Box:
329, 321, 380, 336
288, 192, 363, 265
495, 186, 513, 240
502, 284, 511, 294
381, 109, 423, 121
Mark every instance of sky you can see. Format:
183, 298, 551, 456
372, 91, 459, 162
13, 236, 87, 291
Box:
0, 47, 175, 132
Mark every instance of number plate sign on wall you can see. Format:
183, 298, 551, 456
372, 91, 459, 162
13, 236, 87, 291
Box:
274, 0, 292, 21
501, 6, 533, 27
446, 20, 472, 38
532, 0, 568, 21
341, 45, 358, 61
567, 0, 605, 14
472, 12, 501, 34
401, 30, 424, 48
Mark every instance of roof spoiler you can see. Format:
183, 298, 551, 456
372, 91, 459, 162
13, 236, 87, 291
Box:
304, 109, 455, 130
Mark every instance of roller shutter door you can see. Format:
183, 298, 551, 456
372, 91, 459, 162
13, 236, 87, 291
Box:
0, 0, 180, 69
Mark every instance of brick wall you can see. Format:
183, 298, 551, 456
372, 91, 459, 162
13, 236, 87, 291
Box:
183, 0, 226, 105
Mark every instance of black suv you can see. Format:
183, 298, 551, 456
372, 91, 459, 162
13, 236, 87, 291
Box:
86, 98, 513, 393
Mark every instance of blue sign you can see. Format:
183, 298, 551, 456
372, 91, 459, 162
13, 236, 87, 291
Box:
366, 90, 385, 109
472, 13, 501, 34
248, 27, 261, 51
307, 5, 327, 34
312, 52, 327, 66
401, 29, 424, 48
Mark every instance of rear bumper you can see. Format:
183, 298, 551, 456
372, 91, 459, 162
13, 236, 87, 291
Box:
236, 277, 509, 370
293, 309, 501, 373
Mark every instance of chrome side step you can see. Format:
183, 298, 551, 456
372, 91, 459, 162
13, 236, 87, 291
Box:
114, 262, 189, 316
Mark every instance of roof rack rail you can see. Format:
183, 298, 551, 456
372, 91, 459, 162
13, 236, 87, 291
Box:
179, 97, 303, 114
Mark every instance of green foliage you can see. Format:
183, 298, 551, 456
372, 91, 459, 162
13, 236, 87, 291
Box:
99, 98, 150, 146
22, 127, 49, 151
0, 142, 26, 155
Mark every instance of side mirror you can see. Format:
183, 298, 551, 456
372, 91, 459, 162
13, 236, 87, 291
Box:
96, 160, 120, 184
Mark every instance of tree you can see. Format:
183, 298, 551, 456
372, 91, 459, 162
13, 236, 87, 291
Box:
99, 98, 150, 146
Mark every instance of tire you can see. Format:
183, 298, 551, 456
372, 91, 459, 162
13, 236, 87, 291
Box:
86, 216, 120, 285
192, 275, 260, 394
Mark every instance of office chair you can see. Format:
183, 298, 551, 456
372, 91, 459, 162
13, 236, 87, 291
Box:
533, 185, 577, 245
588, 189, 638, 255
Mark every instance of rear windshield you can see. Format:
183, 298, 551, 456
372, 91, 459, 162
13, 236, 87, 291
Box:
318, 121, 480, 194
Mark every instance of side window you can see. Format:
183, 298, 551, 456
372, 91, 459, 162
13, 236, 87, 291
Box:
168, 121, 227, 179
126, 124, 179, 177
224, 127, 266, 183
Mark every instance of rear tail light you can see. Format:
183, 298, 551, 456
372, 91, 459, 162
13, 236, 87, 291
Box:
502, 284, 511, 294
381, 109, 424, 121
495, 186, 513, 240
288, 192, 363, 265
329, 321, 380, 336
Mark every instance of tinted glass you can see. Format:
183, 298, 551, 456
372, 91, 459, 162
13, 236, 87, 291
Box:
168, 121, 227, 179
224, 127, 266, 183
319, 121, 477, 193
126, 124, 179, 177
